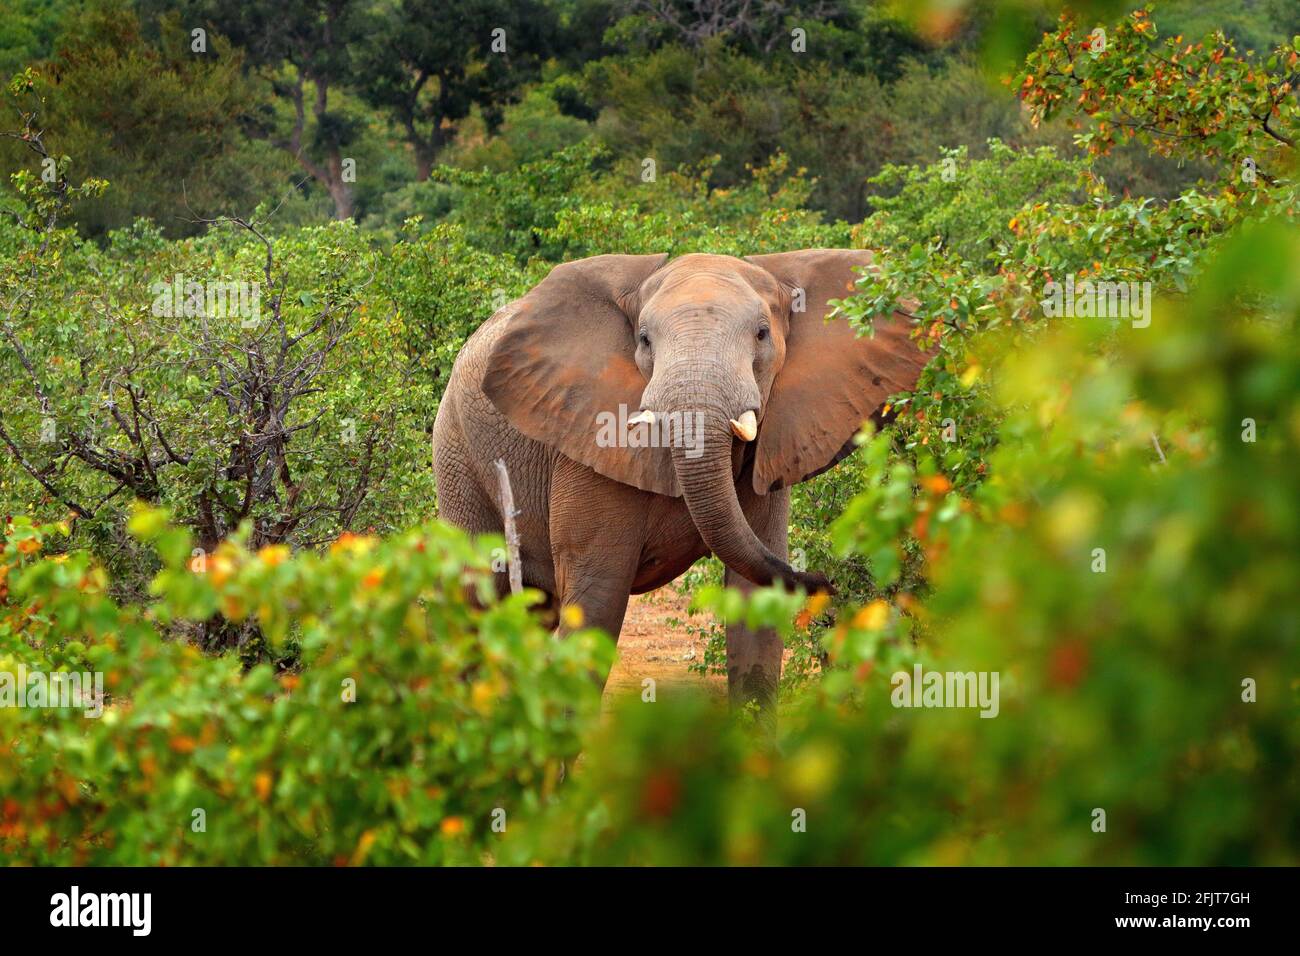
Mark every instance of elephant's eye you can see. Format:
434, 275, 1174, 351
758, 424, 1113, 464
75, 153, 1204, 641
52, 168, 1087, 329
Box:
639, 330, 651, 347
756, 327, 769, 342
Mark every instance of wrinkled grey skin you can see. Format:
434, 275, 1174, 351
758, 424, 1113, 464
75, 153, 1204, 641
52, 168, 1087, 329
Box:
433, 251, 928, 720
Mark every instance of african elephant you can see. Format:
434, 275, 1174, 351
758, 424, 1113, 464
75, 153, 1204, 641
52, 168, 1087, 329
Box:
432, 250, 932, 717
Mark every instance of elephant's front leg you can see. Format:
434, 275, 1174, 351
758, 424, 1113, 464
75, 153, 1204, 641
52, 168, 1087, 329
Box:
548, 460, 644, 680
724, 487, 790, 729
553, 559, 636, 647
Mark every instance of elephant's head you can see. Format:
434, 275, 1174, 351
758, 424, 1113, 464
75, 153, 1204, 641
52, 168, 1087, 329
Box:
481, 250, 932, 592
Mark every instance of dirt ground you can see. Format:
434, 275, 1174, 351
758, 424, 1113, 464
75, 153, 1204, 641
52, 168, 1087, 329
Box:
601, 586, 726, 709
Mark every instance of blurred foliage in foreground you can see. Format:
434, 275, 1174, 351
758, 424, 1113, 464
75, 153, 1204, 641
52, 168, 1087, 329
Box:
504, 212, 1300, 865
0, 516, 609, 864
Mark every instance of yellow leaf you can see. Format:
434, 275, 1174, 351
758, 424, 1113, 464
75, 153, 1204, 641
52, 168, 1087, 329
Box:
470, 680, 495, 714
787, 743, 840, 799
258, 544, 290, 567
350, 829, 377, 866
852, 600, 890, 631
795, 592, 831, 630
921, 475, 951, 495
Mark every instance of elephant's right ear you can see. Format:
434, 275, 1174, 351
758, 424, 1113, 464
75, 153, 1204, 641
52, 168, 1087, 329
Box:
481, 253, 680, 497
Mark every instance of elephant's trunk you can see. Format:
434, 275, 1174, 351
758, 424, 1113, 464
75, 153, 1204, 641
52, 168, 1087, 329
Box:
664, 394, 830, 594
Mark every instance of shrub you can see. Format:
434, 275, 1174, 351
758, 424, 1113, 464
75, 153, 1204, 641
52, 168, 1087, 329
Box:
427, 140, 849, 266
0, 509, 611, 864
1, 142, 523, 616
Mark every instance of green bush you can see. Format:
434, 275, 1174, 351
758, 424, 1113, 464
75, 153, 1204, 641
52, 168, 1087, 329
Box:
0, 509, 610, 864
0, 191, 522, 614
425, 140, 849, 266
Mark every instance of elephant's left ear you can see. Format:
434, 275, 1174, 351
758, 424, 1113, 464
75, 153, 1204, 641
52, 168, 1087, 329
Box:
744, 249, 935, 495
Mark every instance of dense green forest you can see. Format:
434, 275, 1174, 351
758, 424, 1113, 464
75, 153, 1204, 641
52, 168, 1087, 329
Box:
0, 0, 1297, 866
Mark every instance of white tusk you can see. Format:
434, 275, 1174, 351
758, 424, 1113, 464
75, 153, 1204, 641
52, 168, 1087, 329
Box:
729, 410, 758, 442
628, 409, 656, 426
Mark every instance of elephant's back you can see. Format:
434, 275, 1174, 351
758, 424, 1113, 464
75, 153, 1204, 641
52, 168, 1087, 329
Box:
447, 302, 516, 403
434, 303, 556, 526
439, 303, 517, 439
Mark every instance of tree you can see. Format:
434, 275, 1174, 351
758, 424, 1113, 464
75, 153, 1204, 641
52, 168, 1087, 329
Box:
0, 91, 432, 623
1019, 7, 1297, 182
169, 0, 374, 219
358, 0, 559, 180
0, 2, 284, 238
614, 0, 849, 54
0, 0, 75, 77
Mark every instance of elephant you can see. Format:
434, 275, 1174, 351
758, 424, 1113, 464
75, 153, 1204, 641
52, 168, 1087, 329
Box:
432, 249, 933, 718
